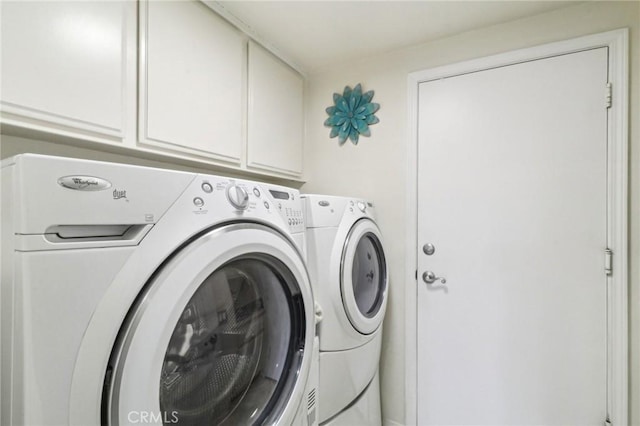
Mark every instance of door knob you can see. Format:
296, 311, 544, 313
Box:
422, 271, 446, 284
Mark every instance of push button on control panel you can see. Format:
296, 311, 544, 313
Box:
201, 182, 213, 193
277, 195, 304, 231
193, 197, 205, 207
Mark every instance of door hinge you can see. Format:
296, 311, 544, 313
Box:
415, 269, 418, 281
605, 248, 613, 276
606, 82, 612, 108
604, 417, 612, 426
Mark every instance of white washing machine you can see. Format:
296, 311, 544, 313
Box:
1, 154, 319, 426
302, 195, 388, 424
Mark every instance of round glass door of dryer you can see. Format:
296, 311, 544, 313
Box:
103, 224, 313, 426
341, 219, 388, 335
351, 233, 386, 318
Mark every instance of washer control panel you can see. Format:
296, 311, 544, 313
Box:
262, 186, 305, 233
191, 176, 304, 233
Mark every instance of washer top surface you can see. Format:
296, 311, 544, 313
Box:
6, 153, 307, 249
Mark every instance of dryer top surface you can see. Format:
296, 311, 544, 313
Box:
302, 194, 376, 229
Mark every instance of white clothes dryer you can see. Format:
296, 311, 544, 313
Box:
1, 154, 319, 426
302, 195, 388, 424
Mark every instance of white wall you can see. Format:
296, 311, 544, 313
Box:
301, 2, 640, 425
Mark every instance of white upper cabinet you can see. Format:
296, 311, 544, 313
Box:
139, 0, 245, 165
1, 1, 136, 141
1, 1, 305, 180
247, 41, 304, 177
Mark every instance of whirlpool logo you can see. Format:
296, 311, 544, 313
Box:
57, 176, 112, 191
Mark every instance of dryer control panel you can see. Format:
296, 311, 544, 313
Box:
301, 195, 377, 229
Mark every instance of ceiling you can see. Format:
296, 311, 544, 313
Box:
214, 1, 576, 74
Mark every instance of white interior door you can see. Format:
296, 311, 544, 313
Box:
417, 48, 609, 425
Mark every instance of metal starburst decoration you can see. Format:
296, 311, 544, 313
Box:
324, 83, 380, 145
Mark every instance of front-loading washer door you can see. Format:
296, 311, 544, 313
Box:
102, 223, 313, 426
341, 218, 388, 335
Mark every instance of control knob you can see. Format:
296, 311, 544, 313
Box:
226, 184, 249, 210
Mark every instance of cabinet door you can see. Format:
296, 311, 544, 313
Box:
139, 0, 245, 165
247, 42, 304, 177
1, 1, 134, 139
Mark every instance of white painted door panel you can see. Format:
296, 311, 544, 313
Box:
1, 1, 127, 134
141, 0, 244, 163
248, 41, 304, 176
417, 48, 608, 425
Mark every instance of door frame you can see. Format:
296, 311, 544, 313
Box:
405, 29, 628, 425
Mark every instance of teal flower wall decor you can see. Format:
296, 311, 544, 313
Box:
324, 83, 379, 145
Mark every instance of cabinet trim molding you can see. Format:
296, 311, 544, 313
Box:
246, 160, 303, 178
1, 103, 123, 138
